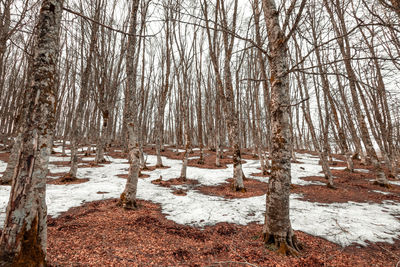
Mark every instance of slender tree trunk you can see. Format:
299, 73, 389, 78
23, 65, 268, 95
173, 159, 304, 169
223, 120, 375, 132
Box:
120, 0, 140, 210
196, 64, 204, 165
179, 111, 190, 180
67, 2, 100, 180
324, 0, 389, 187
215, 90, 222, 167
295, 58, 334, 188
309, 14, 354, 171
95, 109, 108, 163
155, 9, 171, 167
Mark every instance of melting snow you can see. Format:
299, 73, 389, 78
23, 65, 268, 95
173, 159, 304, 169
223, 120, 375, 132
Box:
371, 190, 391, 195
0, 150, 399, 247
355, 169, 370, 173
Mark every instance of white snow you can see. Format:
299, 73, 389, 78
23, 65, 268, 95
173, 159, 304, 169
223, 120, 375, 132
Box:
0, 159, 6, 173
371, 190, 391, 195
389, 180, 400, 186
291, 153, 331, 186
330, 166, 347, 171
81, 157, 96, 162
355, 169, 370, 173
0, 151, 399, 247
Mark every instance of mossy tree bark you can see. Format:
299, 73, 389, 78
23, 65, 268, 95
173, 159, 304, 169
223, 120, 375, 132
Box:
0, 0, 63, 265
0, 134, 20, 185
261, 0, 305, 255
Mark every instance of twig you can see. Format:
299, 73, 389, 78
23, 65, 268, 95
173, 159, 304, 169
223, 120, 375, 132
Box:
281, 97, 310, 108
375, 243, 400, 260
333, 218, 349, 234
63, 7, 159, 38
225, 239, 259, 267
207, 261, 258, 267
323, 246, 346, 266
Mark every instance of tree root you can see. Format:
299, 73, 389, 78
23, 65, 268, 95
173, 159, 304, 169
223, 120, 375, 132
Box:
263, 233, 302, 256
123, 200, 138, 210
373, 180, 391, 188
0, 180, 11, 186
118, 192, 138, 210
117, 192, 125, 207
178, 176, 187, 182
232, 183, 247, 192
327, 183, 337, 189
95, 158, 107, 164
60, 173, 78, 183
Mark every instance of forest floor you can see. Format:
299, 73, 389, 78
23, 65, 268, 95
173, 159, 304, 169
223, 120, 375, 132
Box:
1, 142, 400, 266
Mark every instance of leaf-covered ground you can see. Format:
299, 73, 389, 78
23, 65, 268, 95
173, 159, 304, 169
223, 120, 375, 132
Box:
1, 143, 400, 266
45, 199, 400, 266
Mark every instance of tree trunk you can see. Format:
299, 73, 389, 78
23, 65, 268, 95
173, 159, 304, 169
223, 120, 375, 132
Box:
0, 0, 62, 265
262, 0, 302, 255
324, 0, 389, 187
67, 1, 100, 180
295, 59, 334, 188
95, 109, 108, 163
0, 134, 21, 185
120, 0, 140, 210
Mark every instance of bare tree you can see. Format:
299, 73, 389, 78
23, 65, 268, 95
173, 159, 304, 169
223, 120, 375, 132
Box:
120, 0, 141, 210
262, 0, 305, 255
67, 0, 101, 181
323, 0, 389, 187
0, 0, 63, 264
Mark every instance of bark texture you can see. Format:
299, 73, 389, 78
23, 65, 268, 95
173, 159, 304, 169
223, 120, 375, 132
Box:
120, 0, 140, 210
0, 135, 21, 185
0, 0, 62, 265
262, 0, 301, 255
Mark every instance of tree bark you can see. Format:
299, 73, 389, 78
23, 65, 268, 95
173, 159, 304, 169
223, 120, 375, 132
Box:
0, 0, 62, 265
0, 135, 21, 185
120, 0, 140, 210
262, 0, 303, 255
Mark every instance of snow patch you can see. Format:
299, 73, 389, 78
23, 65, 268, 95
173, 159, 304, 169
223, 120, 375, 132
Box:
0, 153, 399, 247
355, 169, 370, 173
371, 190, 391, 195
